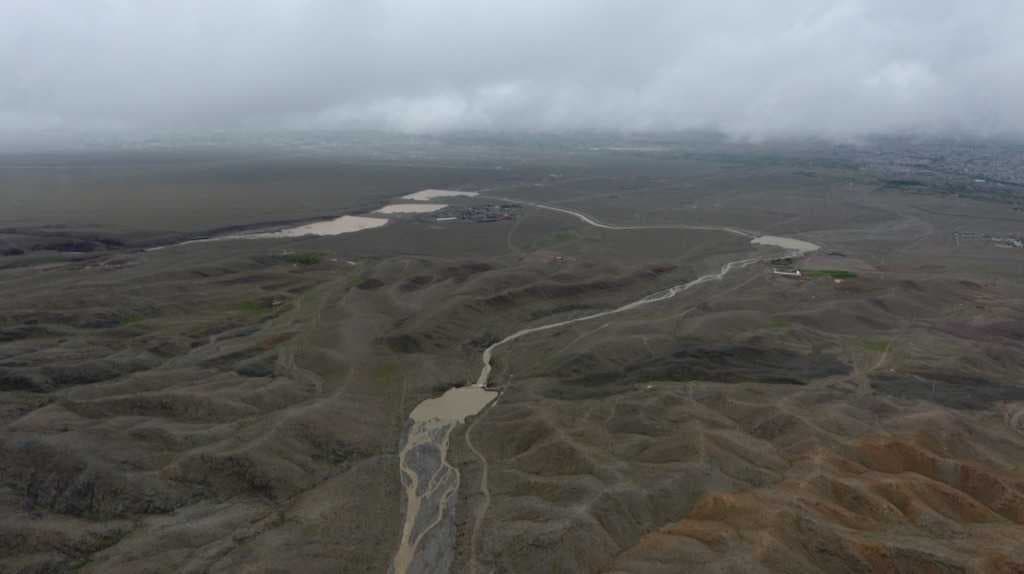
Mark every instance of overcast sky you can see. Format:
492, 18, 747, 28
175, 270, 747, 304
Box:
2, 1, 1022, 139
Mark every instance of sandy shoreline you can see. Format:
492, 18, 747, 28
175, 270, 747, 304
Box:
375, 203, 447, 214
402, 189, 479, 201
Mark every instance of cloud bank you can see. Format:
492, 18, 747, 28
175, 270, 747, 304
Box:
2, 0, 1022, 138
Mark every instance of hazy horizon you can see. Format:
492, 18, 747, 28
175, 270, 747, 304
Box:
4, 1, 1024, 145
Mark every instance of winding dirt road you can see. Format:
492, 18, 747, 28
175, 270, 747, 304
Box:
490, 196, 758, 238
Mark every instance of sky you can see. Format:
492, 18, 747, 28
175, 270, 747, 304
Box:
2, 1, 1023, 139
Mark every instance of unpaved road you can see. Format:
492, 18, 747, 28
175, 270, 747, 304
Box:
490, 196, 758, 238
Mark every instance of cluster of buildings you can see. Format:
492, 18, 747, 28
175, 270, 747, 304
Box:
953, 231, 1024, 249
429, 204, 519, 224
769, 257, 801, 278
851, 138, 1024, 188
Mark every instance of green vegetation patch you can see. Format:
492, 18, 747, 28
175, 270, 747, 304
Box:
372, 363, 399, 387
530, 229, 582, 250
282, 252, 324, 266
804, 269, 858, 279
117, 310, 151, 325
236, 299, 273, 314
860, 338, 890, 353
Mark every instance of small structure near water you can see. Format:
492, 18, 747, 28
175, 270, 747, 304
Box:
772, 268, 802, 278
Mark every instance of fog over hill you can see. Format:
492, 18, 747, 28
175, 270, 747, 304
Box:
3, 0, 1024, 140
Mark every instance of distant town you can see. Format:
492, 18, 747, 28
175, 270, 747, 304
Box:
424, 203, 520, 224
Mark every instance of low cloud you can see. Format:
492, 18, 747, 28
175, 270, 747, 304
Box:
2, 0, 1022, 140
